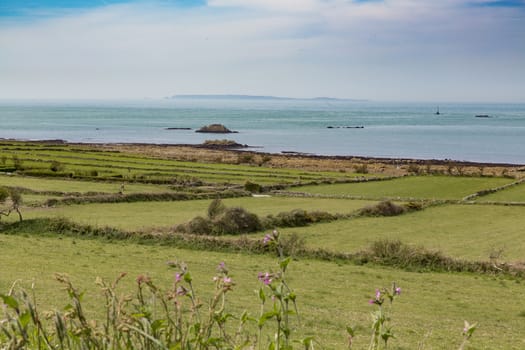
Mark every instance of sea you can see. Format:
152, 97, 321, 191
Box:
1, 98, 524, 165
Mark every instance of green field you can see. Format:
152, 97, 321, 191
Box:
1, 234, 524, 349
19, 197, 374, 230
276, 204, 525, 261
1, 142, 524, 349
292, 176, 514, 200
0, 174, 170, 194
476, 181, 525, 203
0, 142, 367, 185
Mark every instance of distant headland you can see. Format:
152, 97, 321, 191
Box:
166, 94, 366, 102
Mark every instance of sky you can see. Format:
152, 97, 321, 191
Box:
0, 0, 524, 102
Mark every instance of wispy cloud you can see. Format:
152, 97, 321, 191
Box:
0, 0, 524, 101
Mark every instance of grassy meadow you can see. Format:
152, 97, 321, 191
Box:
1, 140, 525, 349
291, 176, 515, 200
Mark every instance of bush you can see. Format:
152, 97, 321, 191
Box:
308, 210, 337, 223
261, 209, 338, 229
407, 164, 421, 174
213, 207, 262, 235
275, 209, 311, 227
353, 163, 368, 174
244, 181, 261, 193
359, 200, 406, 217
0, 187, 9, 202
186, 216, 213, 234
207, 198, 226, 219
50, 160, 65, 172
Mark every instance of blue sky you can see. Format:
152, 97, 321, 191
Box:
1, 0, 524, 101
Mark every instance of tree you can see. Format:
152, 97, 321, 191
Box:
0, 187, 23, 222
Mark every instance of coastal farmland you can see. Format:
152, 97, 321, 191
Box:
1, 140, 525, 349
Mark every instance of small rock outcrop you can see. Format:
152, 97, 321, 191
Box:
195, 124, 237, 133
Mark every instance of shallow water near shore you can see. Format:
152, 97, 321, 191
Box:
1, 98, 524, 164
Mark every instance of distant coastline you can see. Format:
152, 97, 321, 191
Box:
166, 94, 366, 102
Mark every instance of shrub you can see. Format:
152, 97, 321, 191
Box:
353, 163, 369, 174
279, 232, 305, 257
186, 215, 213, 234
261, 209, 337, 229
274, 209, 311, 227
407, 164, 421, 174
213, 207, 262, 235
50, 160, 65, 172
359, 201, 406, 217
308, 210, 337, 223
0, 187, 23, 222
207, 198, 226, 219
244, 181, 261, 193
0, 187, 9, 202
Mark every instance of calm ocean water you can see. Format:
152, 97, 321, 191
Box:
1, 99, 524, 164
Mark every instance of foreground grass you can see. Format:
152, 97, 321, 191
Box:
19, 197, 375, 230
1, 233, 525, 349
292, 176, 514, 200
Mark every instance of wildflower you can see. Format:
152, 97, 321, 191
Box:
394, 287, 401, 295
263, 234, 273, 244
369, 289, 383, 305
258, 272, 273, 285
175, 273, 182, 283
223, 277, 232, 284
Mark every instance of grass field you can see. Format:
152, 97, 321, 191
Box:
476, 181, 525, 203
292, 176, 514, 200
275, 204, 525, 261
0, 174, 170, 194
1, 141, 525, 349
1, 233, 525, 350
19, 197, 375, 230
0, 142, 369, 185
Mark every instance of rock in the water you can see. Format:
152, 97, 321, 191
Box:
195, 124, 237, 133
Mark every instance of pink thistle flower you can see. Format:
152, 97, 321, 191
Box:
375, 289, 381, 299
175, 273, 182, 283
263, 234, 273, 244
223, 277, 232, 284
395, 287, 401, 295
258, 272, 273, 285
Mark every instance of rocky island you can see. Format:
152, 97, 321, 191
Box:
195, 124, 238, 133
